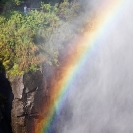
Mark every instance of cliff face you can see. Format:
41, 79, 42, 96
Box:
0, 39, 72, 132
10, 70, 44, 133
0, 56, 71, 133
9, 64, 58, 133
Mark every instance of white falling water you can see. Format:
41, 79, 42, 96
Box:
58, 1, 133, 133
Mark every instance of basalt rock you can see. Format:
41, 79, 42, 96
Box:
10, 70, 45, 133
8, 62, 61, 133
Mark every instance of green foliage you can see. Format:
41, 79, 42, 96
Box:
0, 0, 24, 5
9, 63, 24, 75
0, 1, 82, 75
57, 0, 80, 21
13, 0, 23, 5
41, 2, 58, 13
0, 11, 38, 74
29, 65, 38, 71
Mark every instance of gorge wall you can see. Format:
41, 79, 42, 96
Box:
8, 64, 61, 133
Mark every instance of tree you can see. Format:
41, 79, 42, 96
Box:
0, 0, 82, 75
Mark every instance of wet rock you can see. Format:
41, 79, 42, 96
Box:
10, 76, 24, 99
11, 71, 44, 133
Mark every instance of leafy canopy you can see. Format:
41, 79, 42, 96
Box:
0, 0, 82, 75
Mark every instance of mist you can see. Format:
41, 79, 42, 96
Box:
54, 0, 133, 133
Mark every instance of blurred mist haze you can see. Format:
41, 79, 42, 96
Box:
55, 0, 133, 133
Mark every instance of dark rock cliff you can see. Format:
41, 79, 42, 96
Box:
0, 62, 71, 133
0, 68, 13, 133
8, 64, 57, 133
10, 70, 44, 133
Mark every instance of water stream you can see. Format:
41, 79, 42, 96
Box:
57, 1, 133, 133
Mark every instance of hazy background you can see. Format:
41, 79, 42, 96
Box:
54, 0, 133, 133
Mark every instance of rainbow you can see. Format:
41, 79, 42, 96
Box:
35, 0, 128, 132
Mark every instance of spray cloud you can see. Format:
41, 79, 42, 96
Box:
53, 0, 133, 133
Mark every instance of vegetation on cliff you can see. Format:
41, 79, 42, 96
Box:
0, 0, 81, 75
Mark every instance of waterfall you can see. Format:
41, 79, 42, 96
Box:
55, 1, 133, 133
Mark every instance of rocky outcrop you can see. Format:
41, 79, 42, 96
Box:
9, 64, 63, 133
0, 63, 71, 133
10, 70, 45, 133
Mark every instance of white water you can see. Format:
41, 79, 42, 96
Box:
58, 1, 133, 133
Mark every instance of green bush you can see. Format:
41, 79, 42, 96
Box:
0, 1, 82, 75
